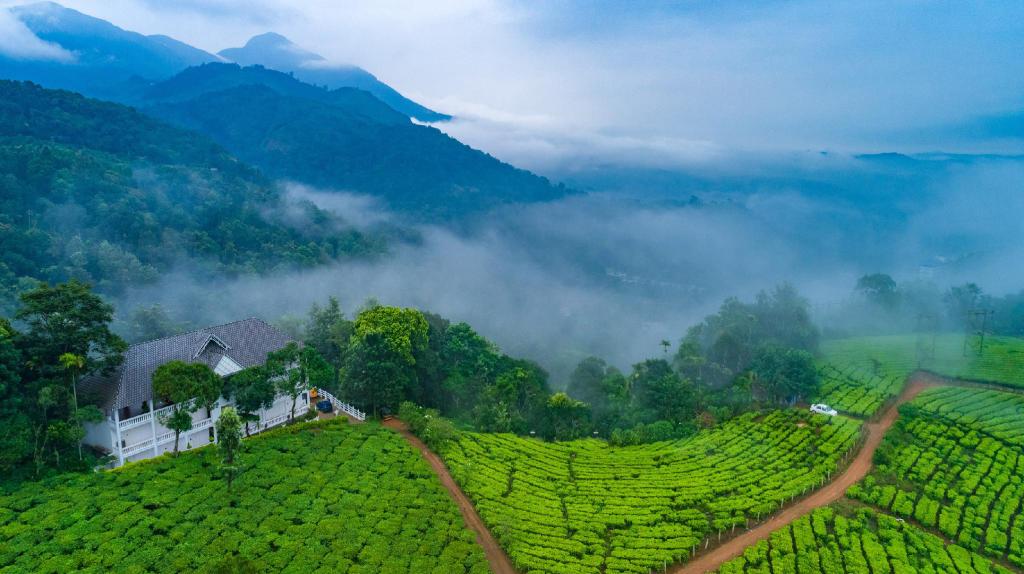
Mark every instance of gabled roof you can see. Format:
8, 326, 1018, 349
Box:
79, 318, 292, 413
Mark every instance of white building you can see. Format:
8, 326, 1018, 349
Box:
78, 318, 308, 467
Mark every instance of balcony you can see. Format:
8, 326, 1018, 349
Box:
116, 417, 213, 457
116, 400, 206, 430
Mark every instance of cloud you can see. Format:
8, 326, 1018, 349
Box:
428, 98, 723, 174
52, 0, 1024, 164
282, 182, 393, 230
0, 8, 74, 61
112, 154, 1024, 384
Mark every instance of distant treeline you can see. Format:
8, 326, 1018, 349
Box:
826, 273, 1024, 338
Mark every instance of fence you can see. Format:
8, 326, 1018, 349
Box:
317, 389, 367, 421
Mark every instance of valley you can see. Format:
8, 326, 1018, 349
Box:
1, 2, 1022, 573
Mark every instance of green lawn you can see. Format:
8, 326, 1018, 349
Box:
441, 409, 861, 574
822, 334, 1024, 388
0, 419, 488, 574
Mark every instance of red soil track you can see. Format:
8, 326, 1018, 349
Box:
670, 372, 942, 574
385, 372, 956, 574
382, 418, 517, 574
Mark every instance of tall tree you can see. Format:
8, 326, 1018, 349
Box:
225, 366, 276, 436
305, 297, 350, 369
342, 306, 429, 416
14, 280, 125, 474
215, 407, 243, 492
58, 353, 86, 461
0, 318, 31, 473
855, 273, 900, 310
630, 359, 698, 426
746, 345, 819, 404
151, 360, 220, 456
268, 342, 332, 421
343, 333, 409, 417
545, 392, 591, 441
127, 304, 184, 343
566, 357, 611, 408
439, 322, 501, 415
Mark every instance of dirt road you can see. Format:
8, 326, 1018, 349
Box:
383, 372, 958, 574
382, 418, 518, 574
670, 373, 941, 574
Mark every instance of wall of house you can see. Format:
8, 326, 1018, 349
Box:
110, 391, 309, 467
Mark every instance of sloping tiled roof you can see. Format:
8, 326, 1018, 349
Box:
78, 318, 292, 413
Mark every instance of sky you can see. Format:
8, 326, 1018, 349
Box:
3, 0, 1023, 170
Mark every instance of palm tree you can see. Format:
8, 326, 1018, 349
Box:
59, 353, 86, 461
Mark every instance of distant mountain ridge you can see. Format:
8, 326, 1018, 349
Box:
142, 63, 566, 218
1, 2, 446, 121
218, 32, 450, 122
0, 2, 569, 219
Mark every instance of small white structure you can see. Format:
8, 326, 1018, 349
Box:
809, 403, 838, 417
79, 318, 307, 467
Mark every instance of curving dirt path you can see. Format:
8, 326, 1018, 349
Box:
384, 371, 976, 574
670, 372, 943, 574
382, 418, 518, 574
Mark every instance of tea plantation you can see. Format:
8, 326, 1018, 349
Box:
0, 419, 488, 574
441, 410, 862, 574
715, 505, 1014, 574
815, 362, 904, 417
849, 386, 1024, 568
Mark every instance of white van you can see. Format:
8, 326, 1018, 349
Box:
809, 403, 838, 416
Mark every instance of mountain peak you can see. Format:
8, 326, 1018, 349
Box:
218, 33, 450, 122
219, 31, 324, 68
244, 32, 299, 49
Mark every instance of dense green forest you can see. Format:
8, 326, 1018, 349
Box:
0, 80, 388, 316
275, 283, 824, 446
142, 63, 568, 218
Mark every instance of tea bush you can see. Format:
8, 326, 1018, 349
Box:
849, 387, 1024, 567
715, 505, 1013, 574
0, 419, 487, 574
441, 409, 861, 573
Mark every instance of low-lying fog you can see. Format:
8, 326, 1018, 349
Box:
118, 154, 1024, 384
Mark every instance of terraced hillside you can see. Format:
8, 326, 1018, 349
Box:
716, 505, 1014, 574
715, 384, 1024, 574
0, 419, 488, 574
850, 387, 1024, 567
816, 362, 905, 417
441, 410, 862, 574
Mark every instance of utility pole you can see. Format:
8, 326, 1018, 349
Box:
963, 309, 994, 357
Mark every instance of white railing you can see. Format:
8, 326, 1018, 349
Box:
192, 418, 213, 432
261, 412, 289, 430
120, 438, 154, 457
156, 430, 176, 445
118, 411, 152, 430
317, 389, 366, 421
117, 400, 196, 430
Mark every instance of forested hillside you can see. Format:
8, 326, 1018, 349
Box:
142, 63, 568, 218
0, 80, 386, 315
